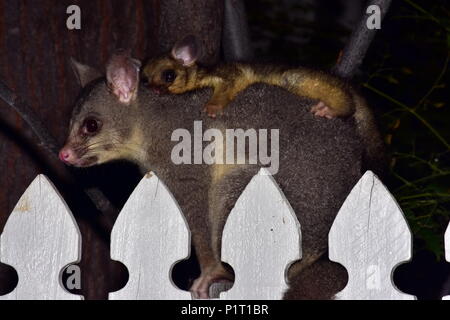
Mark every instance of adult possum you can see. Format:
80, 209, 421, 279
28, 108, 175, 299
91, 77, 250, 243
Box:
61, 51, 376, 299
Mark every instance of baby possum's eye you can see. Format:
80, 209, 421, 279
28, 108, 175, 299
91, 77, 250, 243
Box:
82, 117, 102, 135
161, 69, 176, 83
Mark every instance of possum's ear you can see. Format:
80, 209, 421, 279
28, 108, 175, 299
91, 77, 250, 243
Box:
70, 58, 102, 88
171, 35, 200, 67
106, 49, 141, 104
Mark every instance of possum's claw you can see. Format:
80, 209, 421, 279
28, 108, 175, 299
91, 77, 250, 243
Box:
204, 104, 224, 118
310, 101, 336, 119
190, 264, 234, 299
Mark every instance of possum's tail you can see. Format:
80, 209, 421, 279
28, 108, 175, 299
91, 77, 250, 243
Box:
351, 88, 388, 177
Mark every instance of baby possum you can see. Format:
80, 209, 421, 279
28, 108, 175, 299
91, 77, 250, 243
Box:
61, 50, 382, 299
143, 36, 385, 175
143, 35, 353, 119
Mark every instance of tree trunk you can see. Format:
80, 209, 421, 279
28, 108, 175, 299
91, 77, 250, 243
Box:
0, 0, 223, 300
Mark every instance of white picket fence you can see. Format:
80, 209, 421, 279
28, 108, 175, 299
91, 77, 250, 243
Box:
0, 169, 449, 300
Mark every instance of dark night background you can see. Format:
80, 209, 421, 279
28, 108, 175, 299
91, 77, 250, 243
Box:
0, 0, 449, 300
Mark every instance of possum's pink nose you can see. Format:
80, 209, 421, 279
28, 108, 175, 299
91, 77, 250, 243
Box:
59, 147, 75, 164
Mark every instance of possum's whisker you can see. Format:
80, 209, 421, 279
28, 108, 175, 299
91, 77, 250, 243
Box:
83, 140, 112, 150
107, 138, 148, 156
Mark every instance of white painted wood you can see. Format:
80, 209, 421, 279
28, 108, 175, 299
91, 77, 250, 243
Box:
0, 170, 430, 300
443, 222, 450, 300
209, 281, 234, 299
220, 168, 301, 300
329, 171, 415, 300
0, 175, 82, 300
109, 172, 191, 300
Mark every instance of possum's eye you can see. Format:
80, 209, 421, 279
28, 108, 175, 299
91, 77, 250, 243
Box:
82, 117, 101, 135
162, 69, 176, 83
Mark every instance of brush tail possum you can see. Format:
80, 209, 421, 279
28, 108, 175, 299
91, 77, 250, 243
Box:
61, 50, 384, 299
143, 35, 354, 119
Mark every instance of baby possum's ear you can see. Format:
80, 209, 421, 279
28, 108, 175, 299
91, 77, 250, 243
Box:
106, 49, 141, 104
70, 58, 102, 88
171, 35, 201, 67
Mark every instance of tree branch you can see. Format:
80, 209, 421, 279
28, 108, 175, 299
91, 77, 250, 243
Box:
0, 81, 60, 156
222, 0, 254, 62
333, 0, 392, 79
0, 79, 117, 216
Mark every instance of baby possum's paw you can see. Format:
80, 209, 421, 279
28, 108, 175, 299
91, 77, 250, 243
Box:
310, 101, 337, 119
190, 263, 234, 299
204, 104, 224, 118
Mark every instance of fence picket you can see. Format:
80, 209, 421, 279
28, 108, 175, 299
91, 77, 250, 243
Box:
109, 172, 191, 300
0, 175, 82, 300
2, 169, 445, 300
443, 223, 450, 300
220, 168, 301, 300
329, 171, 415, 300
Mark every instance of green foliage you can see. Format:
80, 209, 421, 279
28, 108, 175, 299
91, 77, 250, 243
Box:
363, 0, 449, 259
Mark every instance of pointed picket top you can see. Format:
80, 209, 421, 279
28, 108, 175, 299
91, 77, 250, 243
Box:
220, 168, 301, 300
329, 171, 415, 300
443, 223, 450, 300
109, 172, 191, 300
0, 175, 82, 300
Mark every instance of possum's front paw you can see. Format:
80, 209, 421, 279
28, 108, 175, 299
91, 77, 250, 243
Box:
204, 104, 224, 118
190, 264, 234, 299
310, 101, 336, 119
